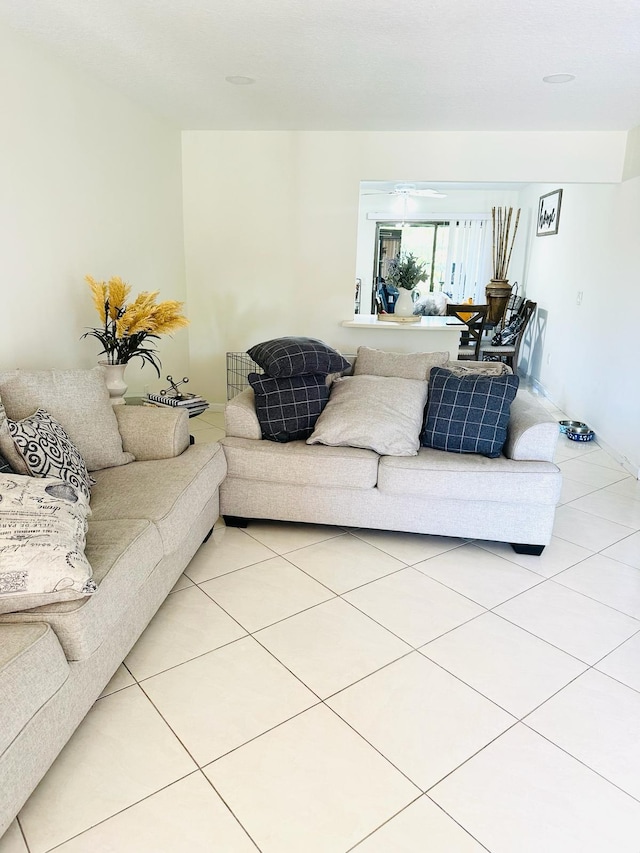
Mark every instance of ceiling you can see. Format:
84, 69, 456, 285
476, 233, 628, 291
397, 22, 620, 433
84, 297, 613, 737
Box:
2, 0, 639, 131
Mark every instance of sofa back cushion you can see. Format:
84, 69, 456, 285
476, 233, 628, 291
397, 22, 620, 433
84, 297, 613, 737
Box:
421, 367, 519, 458
0, 368, 134, 471
353, 346, 449, 380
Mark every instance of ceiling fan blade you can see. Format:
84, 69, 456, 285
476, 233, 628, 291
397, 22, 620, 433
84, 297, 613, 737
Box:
411, 189, 447, 198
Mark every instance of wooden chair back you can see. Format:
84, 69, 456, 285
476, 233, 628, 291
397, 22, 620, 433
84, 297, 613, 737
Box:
446, 303, 489, 360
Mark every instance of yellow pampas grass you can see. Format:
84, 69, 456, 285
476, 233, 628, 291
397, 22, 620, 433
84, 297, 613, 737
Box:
106, 277, 131, 319
82, 276, 189, 377
85, 275, 108, 324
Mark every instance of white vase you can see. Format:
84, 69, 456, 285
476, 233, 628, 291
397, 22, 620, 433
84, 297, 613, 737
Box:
100, 362, 128, 405
395, 287, 417, 318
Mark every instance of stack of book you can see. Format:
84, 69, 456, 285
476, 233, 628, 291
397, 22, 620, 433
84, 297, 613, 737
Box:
144, 392, 210, 418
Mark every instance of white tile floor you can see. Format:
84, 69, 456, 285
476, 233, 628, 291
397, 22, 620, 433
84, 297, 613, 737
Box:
3, 402, 640, 852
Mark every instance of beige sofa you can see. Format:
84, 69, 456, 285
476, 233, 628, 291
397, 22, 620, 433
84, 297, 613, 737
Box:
0, 405, 226, 836
220, 360, 562, 555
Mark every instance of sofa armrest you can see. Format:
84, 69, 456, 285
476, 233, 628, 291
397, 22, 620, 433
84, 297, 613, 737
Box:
115, 406, 190, 460
225, 389, 262, 439
504, 396, 559, 462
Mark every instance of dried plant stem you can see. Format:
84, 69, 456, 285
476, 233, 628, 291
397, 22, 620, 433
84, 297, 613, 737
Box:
491, 206, 521, 280
503, 208, 521, 280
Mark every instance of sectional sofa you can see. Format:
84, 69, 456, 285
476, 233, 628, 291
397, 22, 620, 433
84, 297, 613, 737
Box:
0, 372, 226, 836
0, 352, 562, 838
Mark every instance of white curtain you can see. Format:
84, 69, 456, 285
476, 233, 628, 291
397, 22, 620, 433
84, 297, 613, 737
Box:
444, 218, 492, 303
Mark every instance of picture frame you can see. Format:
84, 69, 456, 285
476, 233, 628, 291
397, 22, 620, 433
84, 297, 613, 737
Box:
537, 189, 563, 236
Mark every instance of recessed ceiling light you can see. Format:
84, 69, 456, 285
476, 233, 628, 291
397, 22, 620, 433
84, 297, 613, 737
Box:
225, 75, 255, 85
542, 73, 576, 84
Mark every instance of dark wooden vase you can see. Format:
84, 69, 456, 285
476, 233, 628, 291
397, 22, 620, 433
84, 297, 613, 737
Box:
485, 279, 512, 325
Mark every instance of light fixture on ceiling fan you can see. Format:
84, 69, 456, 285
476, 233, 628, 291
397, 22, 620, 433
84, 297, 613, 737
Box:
362, 183, 447, 199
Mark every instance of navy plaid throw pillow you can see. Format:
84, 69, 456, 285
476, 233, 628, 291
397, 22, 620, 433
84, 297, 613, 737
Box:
248, 373, 330, 443
247, 337, 350, 378
0, 452, 13, 474
421, 367, 519, 458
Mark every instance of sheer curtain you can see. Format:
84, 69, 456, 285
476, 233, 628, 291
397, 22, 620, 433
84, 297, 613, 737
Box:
444, 218, 492, 303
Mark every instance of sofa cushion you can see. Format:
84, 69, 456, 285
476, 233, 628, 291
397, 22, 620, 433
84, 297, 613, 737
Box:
378, 447, 562, 505
0, 475, 96, 615
221, 436, 378, 489
249, 373, 330, 443
0, 518, 163, 660
307, 375, 428, 457
0, 623, 69, 754
8, 409, 95, 499
0, 367, 134, 471
421, 367, 519, 458
89, 442, 227, 553
0, 451, 13, 475
248, 337, 350, 378
353, 346, 449, 380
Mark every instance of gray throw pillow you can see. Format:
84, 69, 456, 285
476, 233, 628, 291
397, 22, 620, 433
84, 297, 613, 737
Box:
0, 368, 134, 471
307, 375, 429, 457
353, 346, 449, 380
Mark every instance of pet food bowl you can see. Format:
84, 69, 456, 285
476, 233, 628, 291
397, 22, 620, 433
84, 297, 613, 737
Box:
566, 425, 595, 442
559, 420, 588, 434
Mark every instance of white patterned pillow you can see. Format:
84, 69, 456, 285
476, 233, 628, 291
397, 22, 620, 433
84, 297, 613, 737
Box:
0, 475, 96, 614
8, 409, 95, 499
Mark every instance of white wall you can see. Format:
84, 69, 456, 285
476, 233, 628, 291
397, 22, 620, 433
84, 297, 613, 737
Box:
0, 24, 189, 394
182, 130, 626, 405
520, 180, 640, 474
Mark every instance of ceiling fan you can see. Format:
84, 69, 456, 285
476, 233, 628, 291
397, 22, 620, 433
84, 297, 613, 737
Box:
361, 183, 447, 199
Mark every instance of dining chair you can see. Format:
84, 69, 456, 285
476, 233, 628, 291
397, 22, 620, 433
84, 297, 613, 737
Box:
480, 299, 537, 370
446, 303, 489, 360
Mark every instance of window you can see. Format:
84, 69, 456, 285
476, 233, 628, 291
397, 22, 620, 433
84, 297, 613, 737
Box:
365, 217, 490, 314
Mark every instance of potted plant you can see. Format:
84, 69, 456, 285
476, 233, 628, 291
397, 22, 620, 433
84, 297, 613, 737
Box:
386, 252, 428, 317
83, 275, 189, 403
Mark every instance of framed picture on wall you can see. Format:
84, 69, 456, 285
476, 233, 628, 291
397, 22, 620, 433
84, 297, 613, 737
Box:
537, 189, 563, 236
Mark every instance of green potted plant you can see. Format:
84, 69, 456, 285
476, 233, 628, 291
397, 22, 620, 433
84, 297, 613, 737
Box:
386, 252, 427, 317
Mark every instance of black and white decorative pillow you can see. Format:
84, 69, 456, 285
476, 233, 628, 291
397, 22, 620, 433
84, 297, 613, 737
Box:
248, 337, 350, 378
421, 367, 520, 458
8, 409, 95, 499
248, 372, 330, 442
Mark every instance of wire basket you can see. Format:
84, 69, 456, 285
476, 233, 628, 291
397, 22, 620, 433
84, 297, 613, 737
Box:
225, 350, 357, 401
226, 352, 263, 400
